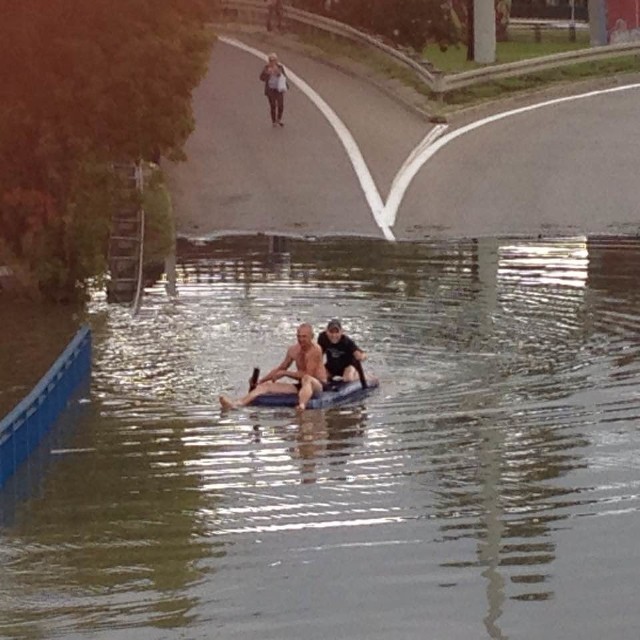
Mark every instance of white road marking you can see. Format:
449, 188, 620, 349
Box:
221, 37, 640, 239
382, 82, 640, 228
221, 35, 421, 241
381, 123, 447, 228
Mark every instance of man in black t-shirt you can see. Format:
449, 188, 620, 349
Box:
317, 319, 367, 382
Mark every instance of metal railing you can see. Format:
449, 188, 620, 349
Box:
0, 326, 92, 489
217, 0, 640, 96
442, 40, 640, 91
107, 162, 146, 312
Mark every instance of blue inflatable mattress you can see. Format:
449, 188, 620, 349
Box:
250, 379, 379, 409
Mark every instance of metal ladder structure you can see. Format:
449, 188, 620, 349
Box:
106, 163, 145, 311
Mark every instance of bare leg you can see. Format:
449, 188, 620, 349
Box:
343, 365, 375, 387
220, 381, 298, 410
342, 365, 359, 382
296, 375, 324, 412
219, 395, 236, 410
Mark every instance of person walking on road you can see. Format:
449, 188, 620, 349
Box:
260, 52, 288, 127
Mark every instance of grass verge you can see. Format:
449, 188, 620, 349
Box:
425, 28, 591, 72
244, 23, 640, 115
443, 55, 640, 106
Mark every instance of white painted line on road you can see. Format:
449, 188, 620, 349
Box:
221, 36, 405, 241
381, 124, 447, 228
221, 37, 640, 238
382, 82, 640, 227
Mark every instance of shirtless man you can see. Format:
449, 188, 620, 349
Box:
219, 323, 327, 412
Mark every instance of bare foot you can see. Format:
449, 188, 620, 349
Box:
295, 403, 306, 413
219, 395, 237, 410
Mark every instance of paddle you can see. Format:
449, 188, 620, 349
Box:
249, 367, 260, 391
352, 357, 367, 389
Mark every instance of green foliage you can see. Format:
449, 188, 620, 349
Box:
293, 0, 457, 51
0, 160, 116, 301
142, 167, 175, 265
0, 0, 215, 300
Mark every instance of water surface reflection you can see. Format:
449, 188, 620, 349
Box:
0, 300, 79, 416
1, 235, 640, 640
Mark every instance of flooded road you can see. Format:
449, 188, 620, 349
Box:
2, 235, 640, 639
0, 301, 79, 417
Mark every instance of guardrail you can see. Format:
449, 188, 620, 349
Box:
0, 325, 91, 489
218, 0, 441, 87
218, 0, 640, 97
442, 40, 640, 91
509, 18, 588, 43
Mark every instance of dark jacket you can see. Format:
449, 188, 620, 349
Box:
260, 63, 287, 95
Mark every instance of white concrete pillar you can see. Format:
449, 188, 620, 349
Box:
474, 0, 496, 64
588, 0, 608, 45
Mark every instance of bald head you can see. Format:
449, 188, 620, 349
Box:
296, 323, 314, 348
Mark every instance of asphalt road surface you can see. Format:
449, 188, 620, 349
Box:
165, 35, 640, 241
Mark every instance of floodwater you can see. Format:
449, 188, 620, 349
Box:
1, 234, 640, 640
0, 301, 79, 417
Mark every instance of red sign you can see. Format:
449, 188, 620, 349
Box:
607, 0, 640, 42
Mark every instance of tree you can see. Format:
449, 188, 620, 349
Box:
0, 0, 214, 299
296, 0, 459, 51
496, 0, 512, 41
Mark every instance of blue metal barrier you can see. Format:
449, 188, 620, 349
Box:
0, 325, 91, 489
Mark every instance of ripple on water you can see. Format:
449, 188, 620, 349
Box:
2, 235, 640, 639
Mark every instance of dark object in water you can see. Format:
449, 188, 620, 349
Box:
249, 367, 260, 391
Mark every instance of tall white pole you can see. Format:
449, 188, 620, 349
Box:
474, 0, 496, 64
588, 0, 607, 45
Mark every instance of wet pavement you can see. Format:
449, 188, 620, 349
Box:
164, 34, 640, 242
0, 301, 79, 417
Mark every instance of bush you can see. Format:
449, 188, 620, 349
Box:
0, 1, 214, 300
142, 166, 175, 266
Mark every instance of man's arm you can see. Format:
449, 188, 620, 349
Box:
273, 345, 304, 382
347, 338, 368, 388
353, 349, 367, 362
345, 336, 366, 362
258, 350, 294, 383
